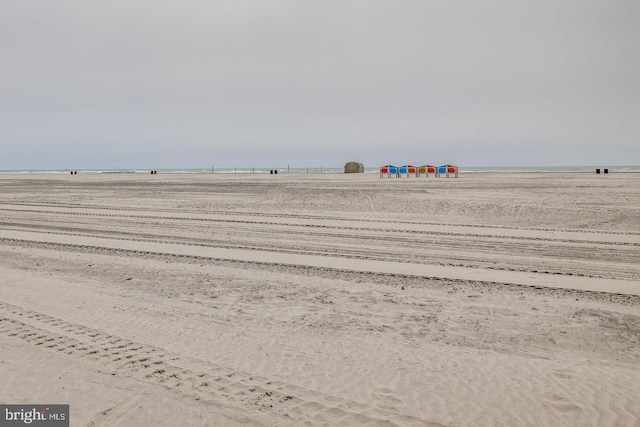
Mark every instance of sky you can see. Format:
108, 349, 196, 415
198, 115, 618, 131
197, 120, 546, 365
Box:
1, 0, 639, 169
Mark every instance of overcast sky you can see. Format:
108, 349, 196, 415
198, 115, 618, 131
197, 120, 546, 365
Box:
1, 1, 639, 169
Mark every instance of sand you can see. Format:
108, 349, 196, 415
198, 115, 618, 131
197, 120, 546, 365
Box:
0, 172, 639, 426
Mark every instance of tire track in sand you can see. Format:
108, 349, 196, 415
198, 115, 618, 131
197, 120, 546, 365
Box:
1, 204, 638, 243
0, 301, 441, 426
0, 229, 638, 295
2, 204, 640, 281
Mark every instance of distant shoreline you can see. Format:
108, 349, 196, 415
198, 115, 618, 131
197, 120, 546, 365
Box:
1, 165, 640, 174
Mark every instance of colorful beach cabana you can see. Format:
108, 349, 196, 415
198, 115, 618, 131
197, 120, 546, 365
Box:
398, 165, 417, 177
418, 165, 437, 177
437, 164, 459, 177
381, 164, 458, 177
379, 165, 399, 178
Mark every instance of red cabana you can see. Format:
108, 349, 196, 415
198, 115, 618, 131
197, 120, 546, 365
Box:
379, 165, 399, 178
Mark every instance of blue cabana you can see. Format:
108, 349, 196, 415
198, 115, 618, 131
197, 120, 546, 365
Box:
399, 165, 417, 177
436, 165, 458, 177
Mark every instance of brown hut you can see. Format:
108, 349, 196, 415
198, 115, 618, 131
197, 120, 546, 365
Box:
344, 162, 365, 173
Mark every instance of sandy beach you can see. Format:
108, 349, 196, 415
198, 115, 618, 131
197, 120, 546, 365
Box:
1, 171, 639, 426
